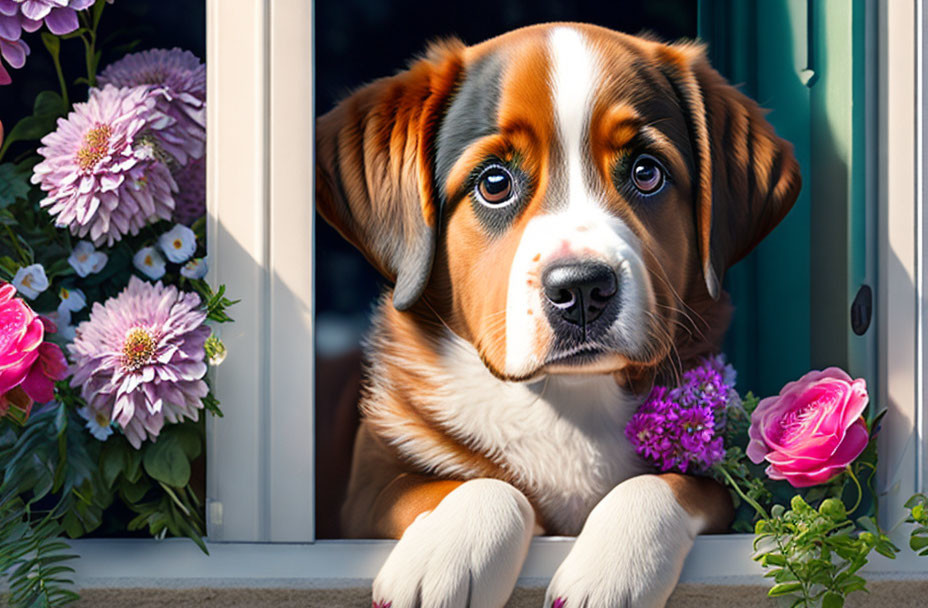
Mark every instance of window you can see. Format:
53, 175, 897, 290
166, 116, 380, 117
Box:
68, 0, 927, 588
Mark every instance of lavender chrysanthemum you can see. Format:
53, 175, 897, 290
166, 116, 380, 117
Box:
31, 84, 177, 246
68, 276, 209, 448
0, 0, 91, 83
171, 155, 205, 225
98, 48, 206, 165
625, 358, 734, 473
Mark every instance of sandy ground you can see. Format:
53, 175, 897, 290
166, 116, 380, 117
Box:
69, 580, 928, 607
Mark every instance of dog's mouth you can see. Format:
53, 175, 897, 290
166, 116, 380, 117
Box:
545, 346, 607, 367
542, 344, 630, 375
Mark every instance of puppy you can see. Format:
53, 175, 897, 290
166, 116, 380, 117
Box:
316, 22, 800, 608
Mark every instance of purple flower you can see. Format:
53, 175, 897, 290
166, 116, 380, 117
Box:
0, 32, 28, 85
0, 0, 92, 84
31, 84, 177, 246
625, 357, 735, 473
171, 154, 205, 225
68, 276, 210, 448
98, 48, 206, 165
671, 365, 727, 411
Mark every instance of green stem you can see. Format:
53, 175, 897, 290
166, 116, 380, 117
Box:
847, 465, 863, 514
159, 482, 191, 517
4, 224, 29, 265
81, 33, 96, 87
771, 528, 815, 607
716, 464, 770, 520
49, 45, 68, 107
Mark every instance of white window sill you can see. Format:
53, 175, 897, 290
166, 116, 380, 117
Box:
66, 535, 926, 589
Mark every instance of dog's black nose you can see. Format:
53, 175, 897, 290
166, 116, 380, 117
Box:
542, 261, 618, 327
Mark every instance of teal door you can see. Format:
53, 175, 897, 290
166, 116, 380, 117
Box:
699, 0, 876, 398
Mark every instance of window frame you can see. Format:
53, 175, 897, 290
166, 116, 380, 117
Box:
65, 0, 926, 587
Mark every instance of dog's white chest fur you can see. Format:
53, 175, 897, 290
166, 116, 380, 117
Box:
437, 335, 648, 534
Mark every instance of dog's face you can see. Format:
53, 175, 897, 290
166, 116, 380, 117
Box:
317, 24, 800, 383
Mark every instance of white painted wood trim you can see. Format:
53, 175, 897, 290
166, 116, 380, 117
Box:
205, 0, 315, 542
878, 0, 922, 543
205, 0, 270, 542
65, 536, 927, 589
267, 0, 315, 543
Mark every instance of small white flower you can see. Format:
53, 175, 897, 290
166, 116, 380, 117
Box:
12, 264, 49, 299
68, 241, 108, 278
78, 406, 114, 441
58, 287, 87, 312
133, 246, 166, 280
158, 224, 197, 264
48, 308, 77, 342
180, 257, 208, 279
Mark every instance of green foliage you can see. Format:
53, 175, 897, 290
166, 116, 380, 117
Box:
0, 163, 32, 209
752, 495, 897, 607
0, 91, 68, 162
202, 391, 224, 418
191, 281, 239, 323
0, 405, 101, 607
712, 446, 772, 532
0, 499, 80, 607
905, 493, 928, 555
0, 3, 232, 604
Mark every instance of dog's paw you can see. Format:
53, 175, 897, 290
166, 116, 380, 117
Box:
372, 478, 535, 608
544, 476, 700, 608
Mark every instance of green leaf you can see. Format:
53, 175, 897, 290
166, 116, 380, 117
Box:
0, 90, 66, 160
911, 535, 928, 551
92, 0, 106, 29
142, 435, 191, 487
33, 90, 66, 118
768, 582, 803, 597
121, 476, 151, 503
0, 163, 31, 208
41, 32, 60, 61
822, 592, 845, 608
761, 553, 786, 567
100, 439, 127, 487
170, 424, 202, 460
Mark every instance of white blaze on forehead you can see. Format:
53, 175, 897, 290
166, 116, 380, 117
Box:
502, 28, 655, 378
549, 27, 600, 210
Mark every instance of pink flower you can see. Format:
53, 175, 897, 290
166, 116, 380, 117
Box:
746, 368, 870, 488
0, 283, 68, 421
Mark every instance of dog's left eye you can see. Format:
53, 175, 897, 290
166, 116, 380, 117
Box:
476, 166, 514, 206
631, 154, 665, 194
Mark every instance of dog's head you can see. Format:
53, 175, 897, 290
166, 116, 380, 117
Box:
316, 23, 800, 383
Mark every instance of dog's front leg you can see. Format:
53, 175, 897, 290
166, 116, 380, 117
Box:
371, 475, 535, 608
544, 473, 732, 608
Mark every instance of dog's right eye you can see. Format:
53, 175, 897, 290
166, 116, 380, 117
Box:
476, 166, 514, 207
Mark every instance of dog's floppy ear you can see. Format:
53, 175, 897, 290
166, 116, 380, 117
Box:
657, 45, 802, 299
316, 41, 464, 310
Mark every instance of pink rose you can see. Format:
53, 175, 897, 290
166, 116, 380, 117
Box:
746, 367, 869, 488
0, 283, 68, 421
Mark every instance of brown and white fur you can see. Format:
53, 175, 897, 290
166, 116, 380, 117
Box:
316, 23, 800, 608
